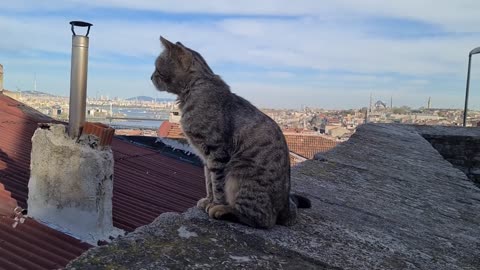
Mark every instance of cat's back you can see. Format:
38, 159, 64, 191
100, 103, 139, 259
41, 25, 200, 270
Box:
228, 93, 290, 167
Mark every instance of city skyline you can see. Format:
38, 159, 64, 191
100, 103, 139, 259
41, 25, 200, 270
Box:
1, 1, 480, 109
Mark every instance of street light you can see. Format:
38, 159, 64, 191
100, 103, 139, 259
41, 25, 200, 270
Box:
463, 46, 480, 127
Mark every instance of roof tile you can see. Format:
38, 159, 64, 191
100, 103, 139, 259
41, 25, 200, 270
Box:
284, 133, 339, 159
157, 121, 184, 139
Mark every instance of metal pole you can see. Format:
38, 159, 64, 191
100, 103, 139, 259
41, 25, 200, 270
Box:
68, 21, 92, 138
463, 55, 472, 127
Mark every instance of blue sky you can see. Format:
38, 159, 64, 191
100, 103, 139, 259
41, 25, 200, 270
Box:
1, 0, 480, 109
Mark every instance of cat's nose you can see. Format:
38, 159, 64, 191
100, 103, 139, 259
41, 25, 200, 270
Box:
150, 74, 154, 80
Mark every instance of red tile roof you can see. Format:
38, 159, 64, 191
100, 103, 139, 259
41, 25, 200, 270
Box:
82, 122, 115, 146
157, 121, 184, 139
114, 129, 144, 136
156, 121, 339, 164
284, 133, 339, 159
0, 93, 205, 268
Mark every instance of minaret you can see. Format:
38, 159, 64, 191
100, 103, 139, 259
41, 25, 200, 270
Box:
427, 97, 431, 109
390, 96, 393, 109
369, 93, 373, 112
364, 107, 368, 124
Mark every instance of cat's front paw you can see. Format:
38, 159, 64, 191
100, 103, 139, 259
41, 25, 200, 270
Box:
208, 204, 233, 219
196, 197, 212, 211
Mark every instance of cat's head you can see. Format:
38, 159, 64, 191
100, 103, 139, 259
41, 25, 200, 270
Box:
151, 36, 214, 95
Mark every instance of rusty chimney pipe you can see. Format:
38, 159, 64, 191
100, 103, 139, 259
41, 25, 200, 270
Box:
68, 21, 93, 138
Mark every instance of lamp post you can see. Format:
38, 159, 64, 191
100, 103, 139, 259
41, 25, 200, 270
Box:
463, 46, 480, 127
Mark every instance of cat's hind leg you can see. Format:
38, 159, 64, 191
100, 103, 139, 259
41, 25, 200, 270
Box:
209, 176, 276, 229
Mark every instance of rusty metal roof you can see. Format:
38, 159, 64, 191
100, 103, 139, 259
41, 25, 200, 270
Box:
0, 93, 205, 268
110, 139, 205, 231
0, 216, 92, 270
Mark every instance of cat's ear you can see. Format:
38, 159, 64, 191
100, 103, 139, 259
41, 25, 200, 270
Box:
160, 36, 175, 50
169, 41, 193, 70
176, 46, 194, 71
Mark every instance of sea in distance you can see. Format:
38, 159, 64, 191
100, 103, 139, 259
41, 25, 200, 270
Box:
89, 107, 168, 130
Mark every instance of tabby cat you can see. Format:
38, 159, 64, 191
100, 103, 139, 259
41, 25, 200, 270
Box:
151, 36, 311, 228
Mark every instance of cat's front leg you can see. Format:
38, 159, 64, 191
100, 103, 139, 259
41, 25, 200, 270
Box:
205, 153, 229, 212
197, 166, 213, 210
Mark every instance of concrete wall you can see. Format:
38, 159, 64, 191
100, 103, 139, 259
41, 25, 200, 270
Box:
28, 124, 123, 244
423, 134, 480, 185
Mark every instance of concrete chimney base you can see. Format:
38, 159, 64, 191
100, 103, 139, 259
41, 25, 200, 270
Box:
27, 124, 123, 244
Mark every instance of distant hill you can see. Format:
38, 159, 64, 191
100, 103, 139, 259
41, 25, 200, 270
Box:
127, 96, 173, 102
21, 90, 56, 97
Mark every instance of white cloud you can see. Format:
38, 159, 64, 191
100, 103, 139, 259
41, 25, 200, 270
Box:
1, 7, 478, 78
1, 1, 480, 108
7, 0, 475, 33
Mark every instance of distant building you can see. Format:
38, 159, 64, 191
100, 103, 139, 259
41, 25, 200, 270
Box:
374, 100, 387, 111
1, 90, 21, 100
169, 109, 181, 123
87, 108, 108, 117
327, 126, 350, 138
51, 106, 63, 116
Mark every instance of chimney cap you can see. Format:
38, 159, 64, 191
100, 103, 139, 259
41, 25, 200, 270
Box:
69, 21, 93, 27
69, 21, 93, 37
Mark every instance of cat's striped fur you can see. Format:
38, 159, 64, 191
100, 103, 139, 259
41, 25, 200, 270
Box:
151, 37, 310, 228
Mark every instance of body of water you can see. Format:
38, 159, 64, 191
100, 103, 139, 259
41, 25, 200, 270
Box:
88, 107, 168, 130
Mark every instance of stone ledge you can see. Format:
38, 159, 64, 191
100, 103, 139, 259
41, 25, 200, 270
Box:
67, 124, 480, 270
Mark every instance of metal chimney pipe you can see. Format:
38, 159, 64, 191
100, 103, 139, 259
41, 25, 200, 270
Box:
68, 21, 93, 138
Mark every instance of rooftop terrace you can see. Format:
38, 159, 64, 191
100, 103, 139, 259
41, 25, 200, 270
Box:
68, 124, 480, 270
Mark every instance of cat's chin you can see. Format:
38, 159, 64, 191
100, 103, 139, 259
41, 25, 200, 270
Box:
153, 85, 168, 92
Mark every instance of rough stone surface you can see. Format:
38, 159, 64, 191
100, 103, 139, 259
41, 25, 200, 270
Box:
416, 125, 480, 186
28, 124, 123, 245
67, 124, 480, 269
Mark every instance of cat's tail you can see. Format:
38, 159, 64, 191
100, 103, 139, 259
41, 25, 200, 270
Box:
290, 194, 311, 208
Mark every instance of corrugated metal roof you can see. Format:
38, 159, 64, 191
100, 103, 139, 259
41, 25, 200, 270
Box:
0, 183, 17, 216
0, 93, 205, 268
110, 139, 205, 231
0, 216, 91, 270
